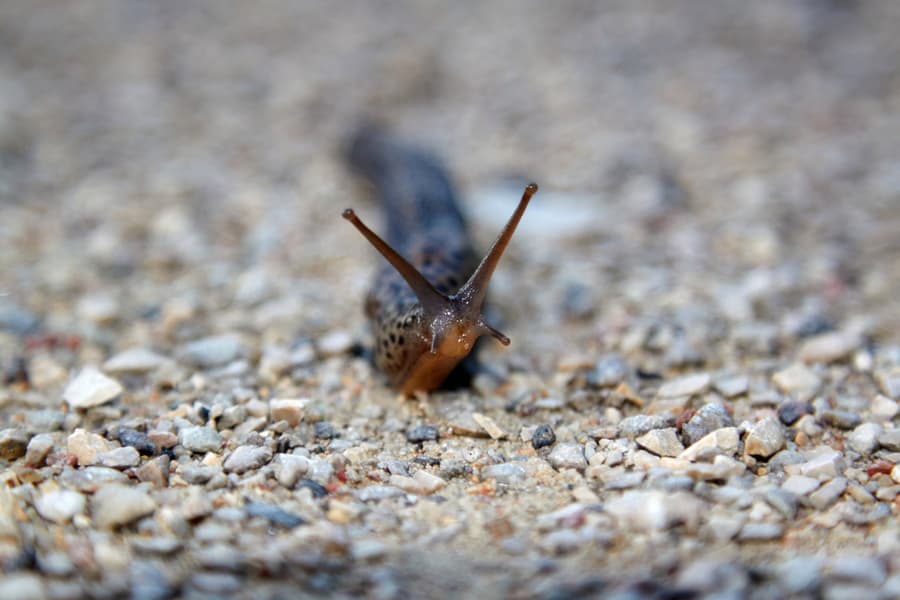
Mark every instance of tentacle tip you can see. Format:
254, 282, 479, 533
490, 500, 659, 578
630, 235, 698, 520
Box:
526, 182, 538, 194
342, 208, 358, 222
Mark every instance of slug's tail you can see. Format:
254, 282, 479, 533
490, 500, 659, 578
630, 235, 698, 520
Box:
343, 123, 468, 252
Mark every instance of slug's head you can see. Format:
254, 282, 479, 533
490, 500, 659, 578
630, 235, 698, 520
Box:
343, 183, 538, 359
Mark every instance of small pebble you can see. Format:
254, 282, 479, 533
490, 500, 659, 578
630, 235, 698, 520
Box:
224, 445, 273, 474
0, 574, 47, 600
298, 479, 328, 498
808, 478, 847, 509
472, 413, 506, 440
406, 424, 439, 444
782, 475, 820, 496
714, 375, 749, 398
799, 331, 859, 364
91, 484, 156, 528
547, 443, 587, 471
481, 463, 527, 484
35, 489, 86, 524
96, 446, 141, 468
589, 354, 630, 387
112, 428, 156, 456
245, 501, 305, 528
180, 334, 244, 367
876, 429, 900, 452
135, 455, 170, 488
772, 364, 821, 396
24, 432, 54, 466
847, 423, 882, 455
657, 373, 711, 398
62, 367, 123, 408
0, 427, 29, 460
102, 347, 172, 374
818, 409, 861, 430
679, 427, 739, 462
314, 421, 338, 440
269, 398, 307, 426
875, 367, 900, 398
777, 401, 813, 425
618, 414, 672, 438
738, 522, 783, 541
799, 448, 844, 480
317, 330, 354, 355
636, 428, 684, 457
682, 403, 734, 446
744, 417, 785, 459
66, 428, 112, 466
178, 426, 222, 453
870, 394, 899, 420
531, 424, 556, 449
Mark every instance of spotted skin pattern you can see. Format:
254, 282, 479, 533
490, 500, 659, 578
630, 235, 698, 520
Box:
344, 125, 536, 394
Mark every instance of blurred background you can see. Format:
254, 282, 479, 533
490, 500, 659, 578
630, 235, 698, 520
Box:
1, 0, 898, 368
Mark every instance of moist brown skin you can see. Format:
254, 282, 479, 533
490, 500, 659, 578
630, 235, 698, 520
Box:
343, 126, 537, 395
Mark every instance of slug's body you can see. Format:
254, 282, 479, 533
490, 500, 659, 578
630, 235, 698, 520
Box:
343, 127, 537, 395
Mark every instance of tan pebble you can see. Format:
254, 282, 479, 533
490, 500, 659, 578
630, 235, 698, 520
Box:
472, 413, 506, 440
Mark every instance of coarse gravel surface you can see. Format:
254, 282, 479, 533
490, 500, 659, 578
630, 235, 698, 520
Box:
2, 1, 900, 598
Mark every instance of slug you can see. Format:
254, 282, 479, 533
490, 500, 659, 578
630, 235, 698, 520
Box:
342, 127, 537, 395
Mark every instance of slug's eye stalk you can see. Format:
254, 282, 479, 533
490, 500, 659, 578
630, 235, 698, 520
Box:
344, 182, 537, 356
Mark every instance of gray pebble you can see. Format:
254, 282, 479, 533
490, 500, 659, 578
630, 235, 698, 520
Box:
531, 424, 556, 449
103, 347, 172, 374
682, 403, 734, 446
189, 572, 242, 594
808, 478, 847, 510
744, 417, 785, 459
112, 427, 156, 455
178, 426, 222, 453
547, 443, 586, 471
24, 409, 65, 434
589, 354, 629, 387
96, 446, 141, 469
90, 484, 156, 528
738, 522, 783, 541
847, 423, 882, 455
357, 485, 405, 501
0, 574, 47, 600
877, 429, 900, 452
876, 367, 900, 398
180, 334, 244, 368
314, 421, 338, 439
24, 432, 54, 467
135, 455, 170, 488
181, 465, 221, 484
35, 489, 86, 524
764, 488, 798, 519
619, 414, 673, 438
481, 463, 527, 484
0, 305, 40, 334
818, 409, 861, 430
777, 557, 823, 594
828, 555, 886, 586
636, 427, 684, 457
245, 501, 305, 528
657, 372, 711, 398
62, 367, 123, 409
778, 401, 813, 425
406, 424, 439, 443
0, 427, 30, 460
223, 445, 273, 474
439, 458, 471, 480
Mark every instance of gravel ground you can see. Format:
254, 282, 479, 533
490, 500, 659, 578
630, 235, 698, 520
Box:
2, 1, 900, 598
